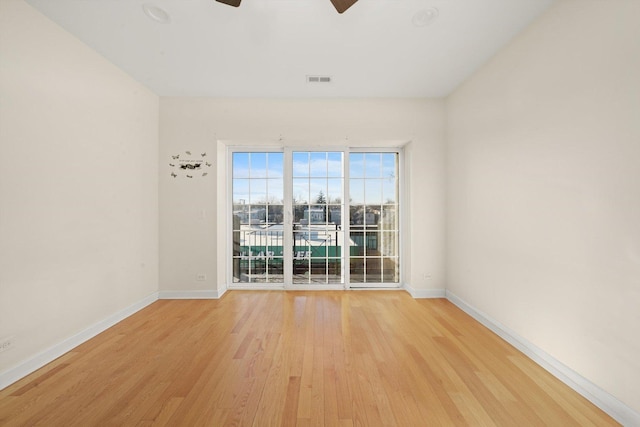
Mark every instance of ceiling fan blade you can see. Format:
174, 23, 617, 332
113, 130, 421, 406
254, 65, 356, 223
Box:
330, 0, 358, 14
216, 0, 241, 7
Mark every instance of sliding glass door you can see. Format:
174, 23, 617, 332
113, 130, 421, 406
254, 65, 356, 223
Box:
291, 151, 345, 284
230, 148, 400, 289
231, 152, 284, 284
348, 152, 399, 286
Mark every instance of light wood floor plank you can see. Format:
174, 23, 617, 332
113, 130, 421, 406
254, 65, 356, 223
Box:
0, 291, 619, 426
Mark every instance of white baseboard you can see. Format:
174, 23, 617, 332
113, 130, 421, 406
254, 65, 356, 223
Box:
403, 283, 447, 298
0, 291, 159, 391
158, 288, 226, 299
445, 290, 640, 427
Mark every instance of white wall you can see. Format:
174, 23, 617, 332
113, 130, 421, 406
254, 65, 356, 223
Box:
446, 0, 640, 415
0, 0, 159, 377
159, 98, 445, 295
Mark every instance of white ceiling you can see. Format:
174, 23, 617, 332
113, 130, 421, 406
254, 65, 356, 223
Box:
25, 0, 554, 98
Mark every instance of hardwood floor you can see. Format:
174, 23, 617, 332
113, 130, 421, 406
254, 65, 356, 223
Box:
0, 291, 618, 426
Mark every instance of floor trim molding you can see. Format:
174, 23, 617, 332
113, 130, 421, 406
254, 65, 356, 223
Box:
0, 291, 159, 391
445, 290, 640, 426
403, 284, 446, 299
158, 289, 226, 299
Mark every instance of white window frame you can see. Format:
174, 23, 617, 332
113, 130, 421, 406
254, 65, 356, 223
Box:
226, 145, 404, 291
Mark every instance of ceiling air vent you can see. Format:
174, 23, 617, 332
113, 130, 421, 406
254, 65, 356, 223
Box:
307, 75, 332, 83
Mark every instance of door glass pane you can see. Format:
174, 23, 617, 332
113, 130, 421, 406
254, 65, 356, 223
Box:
327, 179, 342, 204
349, 179, 364, 205
309, 178, 328, 208
349, 152, 399, 285
267, 257, 284, 283
350, 206, 364, 226
381, 231, 398, 257
350, 258, 365, 283
233, 153, 249, 178
267, 204, 284, 225
292, 178, 309, 205
382, 205, 397, 230
382, 153, 396, 178
365, 205, 381, 228
382, 178, 396, 205
292, 231, 310, 283
233, 179, 249, 204
250, 153, 267, 178
232, 152, 284, 284
267, 179, 284, 205
382, 257, 400, 283
327, 152, 342, 178
291, 152, 344, 285
365, 258, 382, 282
364, 153, 381, 178
267, 153, 284, 178
310, 152, 327, 177
328, 205, 342, 227
327, 259, 342, 283
249, 181, 267, 204
365, 179, 382, 205
292, 152, 309, 177
349, 231, 364, 257
350, 153, 364, 178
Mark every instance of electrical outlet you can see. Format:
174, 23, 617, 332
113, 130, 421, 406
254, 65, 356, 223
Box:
196, 274, 207, 281
0, 337, 14, 353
